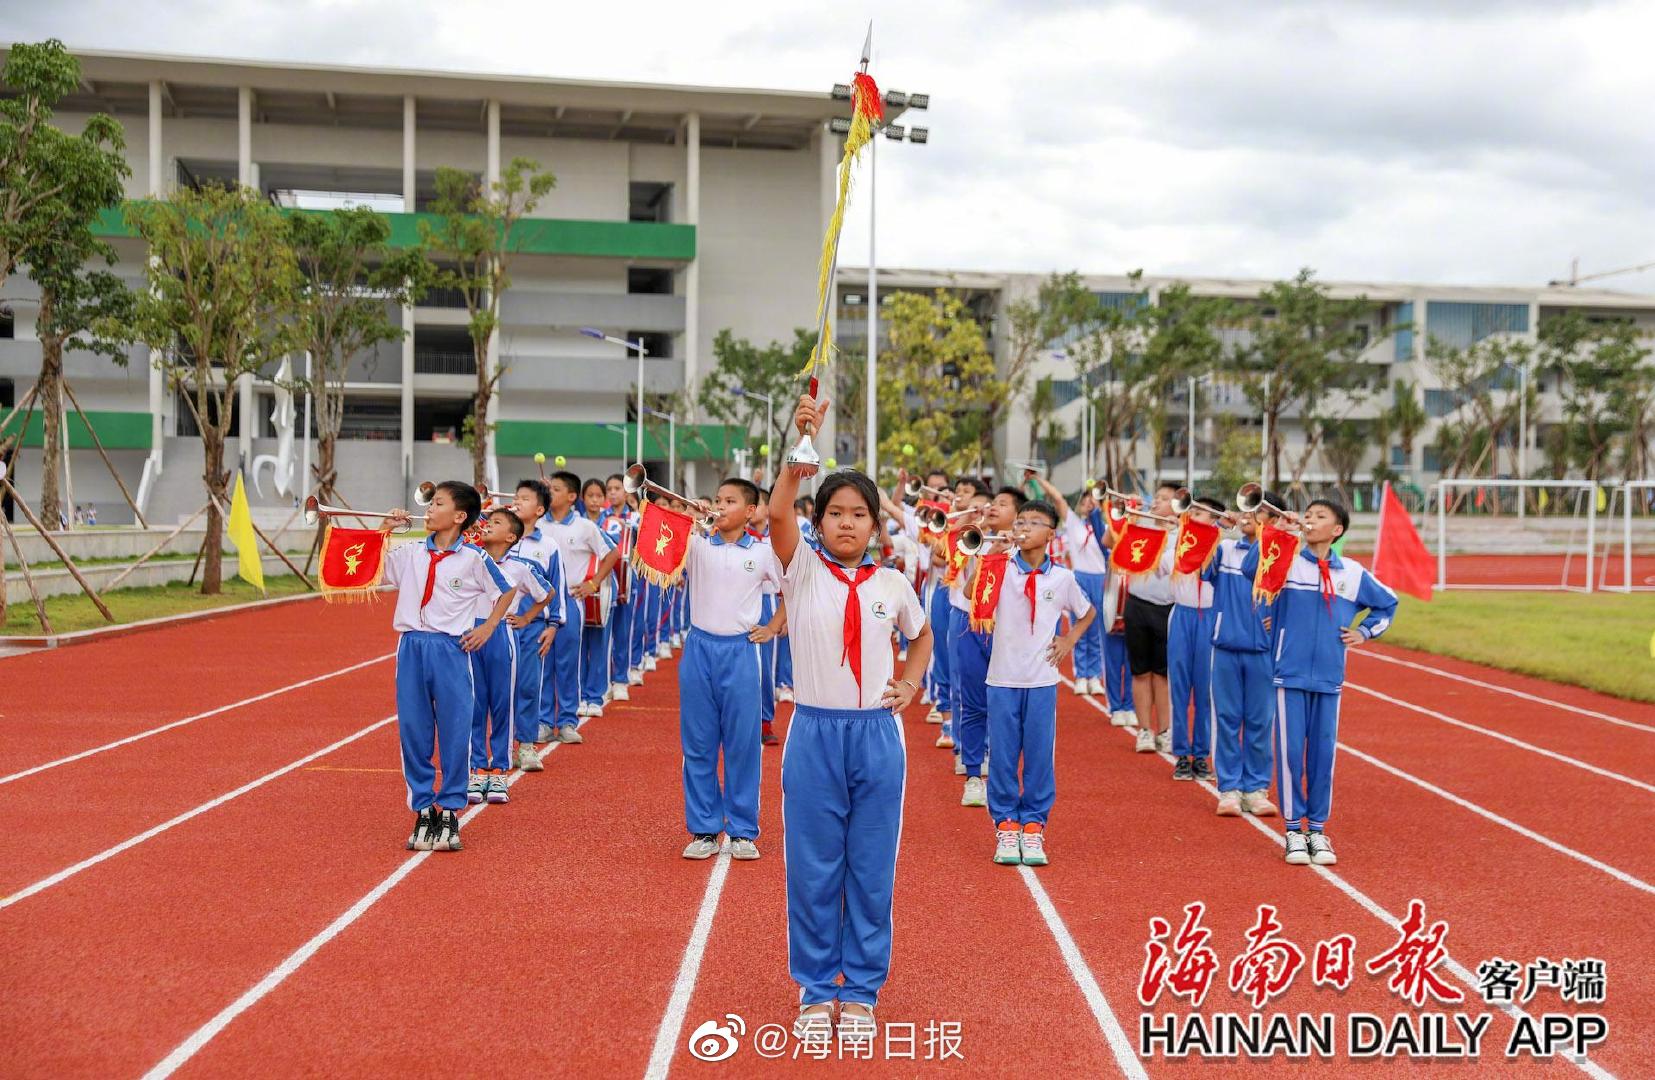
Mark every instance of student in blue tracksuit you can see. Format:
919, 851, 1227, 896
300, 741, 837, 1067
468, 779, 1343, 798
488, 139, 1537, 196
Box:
1083, 501, 1138, 726
749, 489, 786, 747
678, 478, 785, 862
947, 481, 1002, 796
1205, 493, 1283, 819
1033, 477, 1110, 701
579, 478, 617, 715
383, 482, 513, 853
543, 471, 620, 739
509, 479, 565, 767
984, 501, 1095, 867
878, 470, 956, 748
770, 394, 933, 1045
603, 474, 637, 702
1166, 496, 1225, 783
1242, 498, 1397, 867
467, 509, 553, 804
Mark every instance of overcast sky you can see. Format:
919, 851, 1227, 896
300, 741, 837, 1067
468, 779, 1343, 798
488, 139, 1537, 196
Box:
12, 0, 1655, 293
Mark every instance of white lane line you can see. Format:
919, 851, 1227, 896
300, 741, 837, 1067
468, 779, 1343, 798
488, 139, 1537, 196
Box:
1063, 680, 1618, 1079
140, 724, 583, 1079
1019, 866, 1150, 1080
0, 653, 395, 786
0, 716, 397, 910
643, 850, 733, 1080
1355, 650, 1655, 735
1347, 682, 1655, 796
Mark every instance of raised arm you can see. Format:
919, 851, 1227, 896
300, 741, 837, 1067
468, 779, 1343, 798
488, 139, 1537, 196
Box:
768, 393, 828, 570
1035, 474, 1074, 522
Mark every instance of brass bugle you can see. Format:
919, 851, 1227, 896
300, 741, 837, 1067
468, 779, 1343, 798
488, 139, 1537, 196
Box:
415, 480, 515, 508
904, 479, 949, 500
1106, 498, 1177, 527
303, 494, 411, 532
623, 463, 718, 530
922, 507, 982, 535
958, 527, 1025, 556
1236, 482, 1291, 518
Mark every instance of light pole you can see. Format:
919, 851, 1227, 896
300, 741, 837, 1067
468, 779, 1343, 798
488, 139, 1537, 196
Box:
600, 422, 628, 471
1517, 359, 1529, 520
732, 386, 775, 480
830, 77, 929, 483
644, 406, 677, 490
1186, 371, 1216, 487
581, 327, 649, 463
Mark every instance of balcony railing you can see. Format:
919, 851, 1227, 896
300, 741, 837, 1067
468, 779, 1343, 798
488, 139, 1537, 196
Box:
414, 349, 477, 375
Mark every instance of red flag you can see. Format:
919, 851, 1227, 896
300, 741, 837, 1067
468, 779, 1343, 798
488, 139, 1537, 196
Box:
1252, 523, 1301, 604
1373, 482, 1434, 602
318, 525, 390, 602
941, 528, 966, 587
1172, 515, 1221, 578
630, 500, 693, 587
1109, 521, 1168, 579
967, 552, 1011, 633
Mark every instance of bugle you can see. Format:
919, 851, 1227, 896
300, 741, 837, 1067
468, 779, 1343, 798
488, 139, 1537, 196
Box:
303, 494, 412, 532
415, 481, 515, 508
623, 463, 719, 530
922, 507, 982, 535
957, 526, 1019, 556
903, 478, 950, 500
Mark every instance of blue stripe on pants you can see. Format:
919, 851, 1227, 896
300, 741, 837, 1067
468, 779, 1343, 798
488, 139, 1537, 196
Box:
1071, 571, 1106, 680
781, 703, 905, 1007
1276, 686, 1340, 832
774, 631, 793, 689
678, 628, 765, 838
550, 591, 582, 730
985, 684, 1058, 826
926, 582, 953, 711
609, 595, 631, 681
512, 622, 546, 743
469, 617, 517, 772
395, 630, 474, 811
1211, 647, 1274, 793
1168, 604, 1213, 758
758, 595, 776, 724
1104, 632, 1134, 712
949, 606, 990, 776
581, 619, 610, 706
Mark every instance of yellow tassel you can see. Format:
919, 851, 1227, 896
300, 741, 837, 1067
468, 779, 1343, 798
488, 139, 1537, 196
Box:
801, 109, 876, 374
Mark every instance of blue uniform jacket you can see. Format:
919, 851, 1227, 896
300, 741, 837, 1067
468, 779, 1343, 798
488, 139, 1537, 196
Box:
1239, 546, 1397, 693
1205, 537, 1272, 654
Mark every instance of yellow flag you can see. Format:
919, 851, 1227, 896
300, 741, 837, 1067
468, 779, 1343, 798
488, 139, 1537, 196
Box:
228, 472, 265, 593
1537, 488, 1549, 512
1597, 485, 1609, 513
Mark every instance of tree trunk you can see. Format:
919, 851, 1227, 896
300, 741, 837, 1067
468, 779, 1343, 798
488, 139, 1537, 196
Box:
38, 302, 64, 530
472, 333, 491, 488
201, 429, 228, 594
315, 426, 338, 554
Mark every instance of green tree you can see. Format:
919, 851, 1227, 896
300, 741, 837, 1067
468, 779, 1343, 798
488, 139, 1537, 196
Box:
1382, 379, 1428, 482
1319, 418, 1369, 504
128, 184, 302, 594
699, 327, 814, 473
1230, 269, 1386, 487
287, 207, 430, 519
1538, 310, 1650, 481
1209, 422, 1260, 509
875, 289, 1004, 484
418, 159, 557, 486
1003, 272, 1099, 452
1026, 375, 1058, 459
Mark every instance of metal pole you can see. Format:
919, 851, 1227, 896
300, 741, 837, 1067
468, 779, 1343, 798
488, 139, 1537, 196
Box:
1517, 363, 1527, 520
1187, 375, 1195, 486
302, 350, 313, 497
635, 338, 646, 465
1625, 482, 1633, 593
766, 395, 774, 479
866, 133, 878, 481
1436, 481, 1447, 590
1261, 372, 1271, 487
1586, 479, 1596, 594
668, 413, 677, 490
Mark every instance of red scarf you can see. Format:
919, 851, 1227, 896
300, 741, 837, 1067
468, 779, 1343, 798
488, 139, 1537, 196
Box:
816, 548, 879, 696
421, 548, 456, 609
1023, 557, 1048, 630
1317, 556, 1336, 615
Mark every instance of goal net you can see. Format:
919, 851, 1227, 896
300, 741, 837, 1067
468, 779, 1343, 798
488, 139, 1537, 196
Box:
1432, 479, 1600, 592
1596, 480, 1655, 593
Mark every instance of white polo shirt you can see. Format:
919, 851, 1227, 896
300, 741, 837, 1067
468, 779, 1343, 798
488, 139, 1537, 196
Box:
687, 531, 783, 635
476, 553, 551, 621
542, 508, 616, 592
749, 528, 781, 598
1061, 513, 1110, 575
1124, 531, 1175, 606
987, 555, 1093, 688
508, 525, 567, 623
385, 536, 509, 636
781, 541, 926, 710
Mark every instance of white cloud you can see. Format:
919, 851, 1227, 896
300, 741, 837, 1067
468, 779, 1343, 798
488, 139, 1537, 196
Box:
11, 0, 1655, 292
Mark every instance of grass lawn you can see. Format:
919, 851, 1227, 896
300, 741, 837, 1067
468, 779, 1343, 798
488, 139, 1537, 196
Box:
3, 574, 314, 637
1386, 592, 1655, 704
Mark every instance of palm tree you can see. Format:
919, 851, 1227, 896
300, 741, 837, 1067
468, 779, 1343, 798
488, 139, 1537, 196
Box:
1384, 379, 1427, 483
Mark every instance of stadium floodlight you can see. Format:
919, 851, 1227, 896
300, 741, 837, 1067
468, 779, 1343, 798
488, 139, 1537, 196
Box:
908, 126, 929, 144
908, 92, 930, 110
828, 117, 853, 135
831, 83, 853, 101
884, 124, 906, 141
883, 89, 909, 108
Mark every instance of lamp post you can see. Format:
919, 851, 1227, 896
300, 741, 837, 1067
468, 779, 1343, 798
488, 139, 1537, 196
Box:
1186, 371, 1215, 487
581, 327, 649, 463
644, 406, 677, 490
600, 422, 628, 471
732, 386, 775, 480
829, 76, 929, 483
1517, 360, 1529, 520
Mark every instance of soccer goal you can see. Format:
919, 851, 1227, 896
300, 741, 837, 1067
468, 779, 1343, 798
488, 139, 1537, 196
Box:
1597, 480, 1655, 592
1433, 479, 1598, 592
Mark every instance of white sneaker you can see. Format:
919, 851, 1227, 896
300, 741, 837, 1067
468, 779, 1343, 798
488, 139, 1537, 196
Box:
961, 776, 987, 807
728, 837, 760, 861
837, 1005, 877, 1044
658, 642, 672, 659
1111, 710, 1133, 727
793, 1005, 833, 1043
1216, 790, 1242, 817
1019, 828, 1048, 866
935, 727, 954, 749
1242, 790, 1278, 817
682, 834, 720, 860
516, 743, 543, 772
611, 683, 630, 701
574, 703, 590, 718
925, 708, 943, 724
1284, 831, 1311, 865
466, 772, 487, 805
486, 772, 510, 804
1307, 832, 1337, 865
557, 726, 584, 744
1135, 727, 1156, 753
920, 687, 931, 705
673, 633, 684, 648
1074, 679, 1092, 696
537, 723, 557, 743
993, 827, 1022, 864
1089, 677, 1107, 696
953, 757, 966, 775
777, 686, 794, 703
644, 656, 658, 672
1155, 730, 1171, 754
587, 703, 604, 719
628, 668, 645, 686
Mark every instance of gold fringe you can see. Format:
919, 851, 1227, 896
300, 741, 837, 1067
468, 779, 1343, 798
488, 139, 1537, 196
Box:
629, 546, 688, 589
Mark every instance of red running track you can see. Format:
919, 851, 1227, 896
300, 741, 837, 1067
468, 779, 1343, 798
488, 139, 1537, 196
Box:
0, 603, 1649, 1077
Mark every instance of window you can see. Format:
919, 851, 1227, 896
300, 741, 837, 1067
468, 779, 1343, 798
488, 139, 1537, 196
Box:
629, 331, 672, 360
1354, 324, 1371, 349
0, 377, 13, 408
174, 389, 241, 437
0, 305, 12, 339
1394, 302, 1415, 362
628, 269, 673, 295
629, 182, 672, 223
414, 397, 473, 442
340, 399, 402, 441
1425, 302, 1528, 349
414, 329, 477, 375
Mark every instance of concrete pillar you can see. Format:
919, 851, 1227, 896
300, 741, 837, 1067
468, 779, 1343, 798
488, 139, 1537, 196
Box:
683, 112, 700, 493
147, 81, 165, 470
236, 87, 254, 471
401, 94, 416, 493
